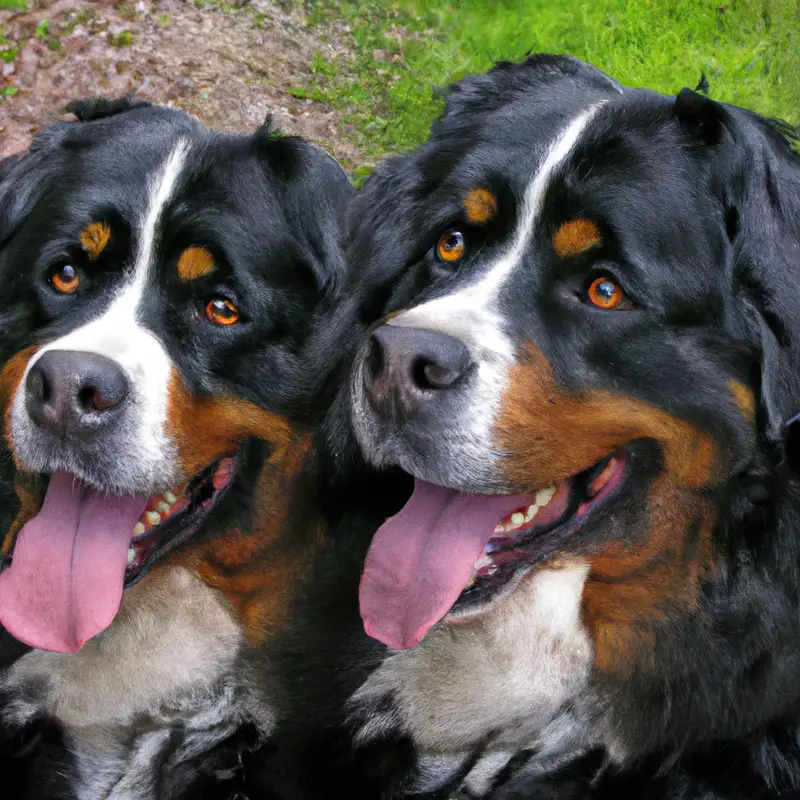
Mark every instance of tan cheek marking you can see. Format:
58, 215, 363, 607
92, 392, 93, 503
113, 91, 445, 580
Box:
80, 222, 111, 261
2, 474, 44, 556
580, 380, 744, 669
1, 346, 39, 458
582, 497, 717, 672
166, 369, 300, 478
164, 369, 317, 644
463, 188, 498, 225
177, 247, 215, 281
495, 345, 717, 492
492, 346, 732, 673
1, 346, 44, 553
552, 219, 602, 258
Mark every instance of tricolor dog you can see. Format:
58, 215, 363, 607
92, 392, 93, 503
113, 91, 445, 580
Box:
0, 97, 376, 799
334, 55, 800, 798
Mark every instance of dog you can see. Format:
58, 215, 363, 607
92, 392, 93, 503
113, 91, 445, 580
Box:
0, 97, 398, 799
323, 55, 800, 798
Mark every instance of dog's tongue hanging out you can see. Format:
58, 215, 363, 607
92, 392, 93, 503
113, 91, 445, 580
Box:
0, 472, 147, 653
359, 480, 552, 650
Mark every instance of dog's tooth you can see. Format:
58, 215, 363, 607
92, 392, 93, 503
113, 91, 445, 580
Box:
164, 491, 178, 506
133, 521, 146, 537
474, 553, 493, 571
146, 510, 161, 527
127, 547, 136, 566
510, 512, 525, 527
156, 502, 171, 516
493, 521, 507, 534
535, 486, 556, 506
524, 504, 538, 522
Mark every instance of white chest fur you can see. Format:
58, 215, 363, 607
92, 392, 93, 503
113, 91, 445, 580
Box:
351, 561, 595, 790
0, 567, 263, 799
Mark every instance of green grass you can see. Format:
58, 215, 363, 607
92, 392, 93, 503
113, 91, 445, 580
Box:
0, 0, 28, 9
307, 0, 799, 162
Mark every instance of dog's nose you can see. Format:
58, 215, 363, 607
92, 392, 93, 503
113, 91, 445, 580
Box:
26, 351, 130, 436
364, 325, 472, 412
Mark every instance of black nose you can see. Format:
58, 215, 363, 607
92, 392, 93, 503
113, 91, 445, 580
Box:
26, 351, 130, 436
363, 325, 472, 412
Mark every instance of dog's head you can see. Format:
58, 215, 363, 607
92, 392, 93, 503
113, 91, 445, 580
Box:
349, 54, 800, 669
0, 98, 354, 654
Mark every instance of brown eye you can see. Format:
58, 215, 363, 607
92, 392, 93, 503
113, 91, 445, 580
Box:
50, 264, 80, 294
436, 230, 466, 263
205, 297, 240, 326
587, 276, 626, 310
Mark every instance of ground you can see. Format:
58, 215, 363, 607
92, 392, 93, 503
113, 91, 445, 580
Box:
1, 0, 798, 182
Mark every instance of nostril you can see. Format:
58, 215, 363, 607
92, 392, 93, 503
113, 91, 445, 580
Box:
78, 386, 114, 413
24, 351, 130, 434
78, 380, 128, 414
364, 334, 386, 388
416, 358, 463, 390
27, 366, 51, 405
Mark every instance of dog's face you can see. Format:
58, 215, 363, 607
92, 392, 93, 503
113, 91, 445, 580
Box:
0, 100, 354, 654
349, 55, 800, 674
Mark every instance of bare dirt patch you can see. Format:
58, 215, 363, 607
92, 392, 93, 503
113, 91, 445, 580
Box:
0, 0, 361, 167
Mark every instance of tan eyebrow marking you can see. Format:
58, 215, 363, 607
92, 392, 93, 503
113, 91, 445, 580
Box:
552, 219, 602, 258
177, 246, 215, 281
79, 222, 111, 261
463, 187, 498, 225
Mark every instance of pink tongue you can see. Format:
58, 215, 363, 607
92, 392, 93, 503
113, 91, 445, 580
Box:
359, 479, 534, 650
0, 473, 148, 653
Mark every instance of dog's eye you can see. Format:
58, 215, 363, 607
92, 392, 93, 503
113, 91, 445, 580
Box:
205, 297, 240, 326
586, 276, 634, 310
49, 264, 80, 295
436, 230, 466, 264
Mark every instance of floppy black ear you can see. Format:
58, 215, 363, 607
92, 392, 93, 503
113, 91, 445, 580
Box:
676, 89, 800, 442
254, 126, 355, 299
63, 95, 152, 122
435, 53, 623, 132
0, 96, 160, 247
0, 123, 71, 248
0, 153, 21, 185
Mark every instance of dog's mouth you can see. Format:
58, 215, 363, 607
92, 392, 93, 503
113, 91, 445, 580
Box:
124, 457, 236, 585
359, 450, 627, 650
0, 457, 237, 654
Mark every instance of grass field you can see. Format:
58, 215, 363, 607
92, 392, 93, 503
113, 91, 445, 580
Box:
306, 0, 799, 168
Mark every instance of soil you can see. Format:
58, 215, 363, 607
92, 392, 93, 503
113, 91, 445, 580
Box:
0, 0, 361, 167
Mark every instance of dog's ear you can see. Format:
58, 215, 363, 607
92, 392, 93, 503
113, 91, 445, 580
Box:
0, 153, 21, 185
676, 89, 800, 441
63, 95, 152, 123
1, 96, 157, 246
254, 126, 355, 299
0, 123, 71, 248
436, 54, 623, 132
